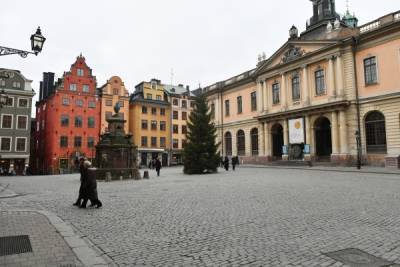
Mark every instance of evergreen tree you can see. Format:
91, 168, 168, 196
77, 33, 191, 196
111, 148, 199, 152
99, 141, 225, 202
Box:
183, 93, 220, 174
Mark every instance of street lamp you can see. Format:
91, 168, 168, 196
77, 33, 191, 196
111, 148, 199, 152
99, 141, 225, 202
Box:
0, 27, 46, 58
0, 89, 9, 108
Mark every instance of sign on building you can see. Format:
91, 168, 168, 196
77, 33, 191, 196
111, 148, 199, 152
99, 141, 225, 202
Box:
289, 118, 305, 144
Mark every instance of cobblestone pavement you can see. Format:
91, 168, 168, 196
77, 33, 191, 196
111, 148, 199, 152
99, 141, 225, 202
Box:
0, 211, 83, 267
1, 167, 400, 266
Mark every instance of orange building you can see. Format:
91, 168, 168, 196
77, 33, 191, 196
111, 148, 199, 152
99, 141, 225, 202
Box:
33, 55, 100, 174
98, 76, 130, 134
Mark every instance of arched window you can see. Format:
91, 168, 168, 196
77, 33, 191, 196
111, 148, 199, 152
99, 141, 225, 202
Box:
237, 130, 245, 156
365, 111, 387, 153
225, 132, 232, 156
251, 128, 259, 156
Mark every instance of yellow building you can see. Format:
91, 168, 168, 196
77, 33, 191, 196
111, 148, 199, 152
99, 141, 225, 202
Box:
164, 84, 195, 165
202, 1, 400, 168
129, 79, 171, 167
98, 76, 130, 134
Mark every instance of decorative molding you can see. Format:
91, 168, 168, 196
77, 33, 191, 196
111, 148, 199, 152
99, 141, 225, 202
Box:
281, 45, 306, 64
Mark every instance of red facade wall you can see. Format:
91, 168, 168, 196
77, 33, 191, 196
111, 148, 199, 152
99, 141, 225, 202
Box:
34, 55, 100, 174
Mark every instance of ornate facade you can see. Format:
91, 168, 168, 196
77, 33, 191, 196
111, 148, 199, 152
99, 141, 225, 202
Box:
203, 1, 400, 168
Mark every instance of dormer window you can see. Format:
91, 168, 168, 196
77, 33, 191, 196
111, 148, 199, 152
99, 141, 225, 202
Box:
12, 81, 21, 88
77, 68, 84, 77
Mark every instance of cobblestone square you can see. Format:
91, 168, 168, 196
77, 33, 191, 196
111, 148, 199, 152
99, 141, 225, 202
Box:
1, 167, 400, 266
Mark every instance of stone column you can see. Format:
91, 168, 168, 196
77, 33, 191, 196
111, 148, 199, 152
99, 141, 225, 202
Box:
336, 55, 345, 98
331, 111, 339, 155
302, 65, 310, 106
304, 115, 312, 161
283, 119, 289, 160
339, 110, 348, 154
245, 129, 251, 157
266, 79, 271, 111
264, 122, 271, 158
257, 82, 263, 113
262, 81, 268, 112
328, 57, 336, 99
281, 73, 287, 109
259, 122, 265, 157
232, 131, 237, 156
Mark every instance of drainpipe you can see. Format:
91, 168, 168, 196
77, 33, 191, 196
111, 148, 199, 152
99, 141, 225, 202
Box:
352, 36, 362, 169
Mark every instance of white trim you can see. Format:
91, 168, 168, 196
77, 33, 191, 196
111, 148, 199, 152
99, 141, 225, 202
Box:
0, 136, 12, 152
17, 97, 29, 108
1, 114, 13, 129
16, 115, 29, 130
15, 137, 27, 152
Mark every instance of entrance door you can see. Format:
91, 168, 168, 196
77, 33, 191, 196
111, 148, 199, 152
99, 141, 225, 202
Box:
271, 123, 284, 160
141, 153, 148, 167
14, 159, 25, 175
314, 117, 332, 160
162, 154, 168, 167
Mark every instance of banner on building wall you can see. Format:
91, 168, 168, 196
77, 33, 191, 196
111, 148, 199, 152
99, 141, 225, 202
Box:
289, 118, 305, 144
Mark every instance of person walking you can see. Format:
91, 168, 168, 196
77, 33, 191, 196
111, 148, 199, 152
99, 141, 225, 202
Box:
73, 158, 86, 207
79, 160, 102, 209
232, 156, 238, 171
224, 156, 229, 171
155, 158, 162, 177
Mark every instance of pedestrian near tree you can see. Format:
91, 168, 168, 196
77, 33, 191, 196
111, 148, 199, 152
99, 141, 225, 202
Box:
155, 158, 162, 177
232, 156, 238, 171
224, 156, 229, 171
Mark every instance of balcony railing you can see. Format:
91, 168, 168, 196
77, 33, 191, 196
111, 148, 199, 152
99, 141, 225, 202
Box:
359, 11, 400, 34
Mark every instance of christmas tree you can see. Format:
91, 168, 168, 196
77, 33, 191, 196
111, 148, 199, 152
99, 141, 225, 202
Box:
183, 93, 220, 174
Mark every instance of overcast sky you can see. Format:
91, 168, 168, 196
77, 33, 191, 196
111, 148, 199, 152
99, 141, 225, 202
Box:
1, 0, 399, 104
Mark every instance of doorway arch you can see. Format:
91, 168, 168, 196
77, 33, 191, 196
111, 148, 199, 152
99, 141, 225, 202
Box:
314, 116, 332, 159
271, 123, 284, 159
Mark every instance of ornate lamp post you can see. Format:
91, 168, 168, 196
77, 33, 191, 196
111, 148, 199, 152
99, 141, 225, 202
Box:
0, 27, 46, 58
0, 89, 10, 108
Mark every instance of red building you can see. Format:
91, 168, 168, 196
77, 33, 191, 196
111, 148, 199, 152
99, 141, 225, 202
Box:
33, 55, 100, 174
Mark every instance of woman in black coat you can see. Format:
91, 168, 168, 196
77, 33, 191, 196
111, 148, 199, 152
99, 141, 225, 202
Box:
80, 160, 102, 209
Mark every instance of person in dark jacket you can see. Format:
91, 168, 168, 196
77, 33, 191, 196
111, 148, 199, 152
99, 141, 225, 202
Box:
224, 156, 229, 171
79, 160, 102, 209
155, 158, 162, 177
232, 156, 238, 171
73, 158, 86, 206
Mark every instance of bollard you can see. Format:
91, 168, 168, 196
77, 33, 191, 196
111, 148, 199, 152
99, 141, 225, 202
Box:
105, 172, 112, 182
143, 170, 149, 179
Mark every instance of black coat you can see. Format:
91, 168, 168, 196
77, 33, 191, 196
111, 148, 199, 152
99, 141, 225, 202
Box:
81, 167, 98, 200
155, 160, 162, 171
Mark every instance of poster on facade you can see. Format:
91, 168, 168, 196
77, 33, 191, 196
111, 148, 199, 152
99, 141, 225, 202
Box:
289, 118, 305, 144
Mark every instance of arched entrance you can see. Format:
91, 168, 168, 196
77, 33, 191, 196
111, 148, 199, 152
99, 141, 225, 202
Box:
314, 117, 332, 160
237, 130, 245, 156
224, 132, 232, 156
271, 123, 284, 160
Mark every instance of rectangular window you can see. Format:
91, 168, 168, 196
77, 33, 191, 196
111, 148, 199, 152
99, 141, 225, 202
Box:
69, 84, 77, 91
17, 116, 27, 130
141, 136, 148, 147
237, 96, 243, 114
75, 116, 82, 128
77, 68, 84, 76
60, 136, 68, 148
160, 108, 166, 116
106, 99, 113, 106
251, 92, 257, 111
88, 101, 96, 108
173, 124, 179, 134
173, 139, 179, 149
151, 137, 157, 147
76, 99, 83, 107
12, 81, 21, 88
292, 76, 301, 101
88, 117, 95, 128
151, 120, 157, 130
173, 111, 178, 120
0, 137, 11, 151
364, 56, 377, 85
18, 98, 29, 108
182, 100, 187, 108
106, 112, 112, 119
182, 112, 187, 121
62, 98, 70, 105
272, 83, 280, 104
142, 106, 147, 114
190, 101, 195, 108
61, 115, 69, 127
16, 137, 26, 152
113, 88, 119, 95
225, 100, 230, 116
141, 120, 148, 130
147, 93, 152, 100
5, 97, 13, 107
182, 139, 187, 148
87, 137, 95, 148
1, 115, 12, 129
160, 137, 166, 148
151, 107, 157, 115
0, 79, 5, 86
83, 84, 90, 93
156, 95, 162, 101
182, 125, 187, 134
160, 121, 166, 131
315, 69, 326, 95
173, 99, 179, 106
74, 136, 82, 147
211, 103, 215, 119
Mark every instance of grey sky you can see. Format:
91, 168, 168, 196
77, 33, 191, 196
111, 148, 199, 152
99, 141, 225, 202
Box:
1, 0, 399, 103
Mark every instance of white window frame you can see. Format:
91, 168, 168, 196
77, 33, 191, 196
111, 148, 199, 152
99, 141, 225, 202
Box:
0, 79, 5, 86
1, 114, 13, 129
0, 136, 12, 152
363, 54, 380, 86
69, 83, 77, 91
16, 115, 28, 130
77, 68, 84, 77
12, 81, 21, 88
17, 97, 29, 108
15, 137, 27, 152
82, 84, 90, 93
62, 98, 70, 105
